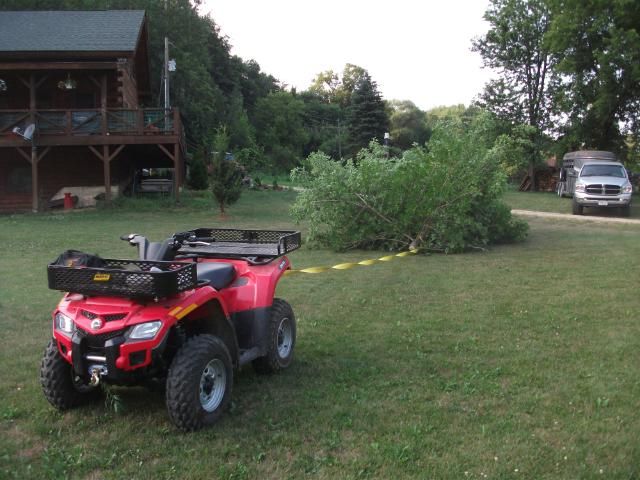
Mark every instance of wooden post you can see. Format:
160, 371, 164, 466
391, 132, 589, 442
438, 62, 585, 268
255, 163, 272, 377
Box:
29, 73, 35, 119
157, 143, 179, 202
90, 145, 124, 207
103, 145, 111, 205
28, 74, 37, 212
173, 143, 180, 203
18, 146, 49, 213
137, 109, 144, 135
31, 145, 38, 212
101, 74, 107, 135
173, 108, 179, 134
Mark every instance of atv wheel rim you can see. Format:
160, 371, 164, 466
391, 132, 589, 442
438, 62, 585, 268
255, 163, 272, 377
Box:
277, 317, 293, 359
199, 359, 226, 412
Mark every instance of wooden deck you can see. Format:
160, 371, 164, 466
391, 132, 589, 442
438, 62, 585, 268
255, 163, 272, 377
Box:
0, 108, 182, 146
0, 108, 184, 212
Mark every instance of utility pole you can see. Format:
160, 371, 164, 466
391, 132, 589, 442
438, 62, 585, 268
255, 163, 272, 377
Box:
164, 36, 170, 111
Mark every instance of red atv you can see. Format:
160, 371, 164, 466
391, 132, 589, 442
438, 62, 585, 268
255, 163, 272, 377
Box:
41, 228, 300, 431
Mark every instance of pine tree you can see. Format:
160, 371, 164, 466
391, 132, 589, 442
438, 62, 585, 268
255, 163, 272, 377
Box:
346, 73, 389, 155
210, 127, 243, 216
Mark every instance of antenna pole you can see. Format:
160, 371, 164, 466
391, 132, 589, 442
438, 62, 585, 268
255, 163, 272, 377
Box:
164, 37, 170, 111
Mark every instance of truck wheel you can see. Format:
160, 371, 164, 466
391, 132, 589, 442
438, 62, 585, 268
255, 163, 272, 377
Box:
620, 205, 631, 217
166, 335, 232, 431
572, 200, 583, 215
253, 299, 296, 374
40, 339, 101, 409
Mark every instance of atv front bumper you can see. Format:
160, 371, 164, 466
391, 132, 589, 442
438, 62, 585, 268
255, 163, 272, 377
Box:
54, 328, 168, 382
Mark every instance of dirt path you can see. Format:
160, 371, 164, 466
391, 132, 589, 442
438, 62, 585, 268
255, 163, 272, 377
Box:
511, 209, 640, 225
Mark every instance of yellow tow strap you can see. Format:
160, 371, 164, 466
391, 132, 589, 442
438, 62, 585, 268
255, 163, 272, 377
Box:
284, 249, 419, 275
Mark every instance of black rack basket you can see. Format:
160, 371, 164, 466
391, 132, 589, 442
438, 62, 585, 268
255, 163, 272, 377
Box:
48, 259, 197, 299
179, 228, 301, 260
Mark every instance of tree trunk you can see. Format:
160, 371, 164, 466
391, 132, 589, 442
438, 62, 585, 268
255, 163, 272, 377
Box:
528, 160, 537, 192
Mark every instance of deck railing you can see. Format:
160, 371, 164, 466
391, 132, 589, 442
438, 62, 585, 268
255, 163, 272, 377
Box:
0, 108, 181, 137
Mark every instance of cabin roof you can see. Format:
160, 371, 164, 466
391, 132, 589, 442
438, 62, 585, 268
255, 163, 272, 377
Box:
0, 10, 145, 53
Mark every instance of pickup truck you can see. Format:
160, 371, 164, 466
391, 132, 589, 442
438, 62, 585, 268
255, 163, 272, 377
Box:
557, 151, 633, 216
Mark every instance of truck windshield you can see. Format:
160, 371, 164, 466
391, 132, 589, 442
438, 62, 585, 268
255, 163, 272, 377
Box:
580, 165, 626, 178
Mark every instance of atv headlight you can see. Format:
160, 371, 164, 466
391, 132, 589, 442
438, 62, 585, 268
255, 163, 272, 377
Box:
129, 321, 162, 340
55, 312, 75, 335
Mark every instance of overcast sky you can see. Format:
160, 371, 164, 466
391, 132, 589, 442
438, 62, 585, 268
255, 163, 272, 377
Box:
200, 0, 494, 111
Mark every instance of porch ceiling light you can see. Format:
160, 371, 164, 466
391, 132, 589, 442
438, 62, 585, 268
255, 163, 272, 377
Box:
57, 73, 77, 90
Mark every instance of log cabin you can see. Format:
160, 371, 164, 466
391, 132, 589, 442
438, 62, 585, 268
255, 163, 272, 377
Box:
0, 10, 184, 212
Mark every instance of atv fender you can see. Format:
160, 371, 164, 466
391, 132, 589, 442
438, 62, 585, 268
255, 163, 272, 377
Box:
173, 287, 239, 367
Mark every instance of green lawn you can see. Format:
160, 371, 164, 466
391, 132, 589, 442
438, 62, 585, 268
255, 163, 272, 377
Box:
1, 191, 640, 479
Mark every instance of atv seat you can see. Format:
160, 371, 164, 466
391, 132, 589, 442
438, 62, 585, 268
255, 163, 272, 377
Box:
196, 263, 236, 290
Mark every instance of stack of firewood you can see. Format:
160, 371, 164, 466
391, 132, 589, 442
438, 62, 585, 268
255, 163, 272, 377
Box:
519, 168, 559, 192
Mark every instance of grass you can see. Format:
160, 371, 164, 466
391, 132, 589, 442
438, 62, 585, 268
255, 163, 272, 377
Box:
503, 189, 640, 218
1, 190, 640, 479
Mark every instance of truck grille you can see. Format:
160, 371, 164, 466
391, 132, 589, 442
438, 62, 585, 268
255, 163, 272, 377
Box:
586, 184, 621, 195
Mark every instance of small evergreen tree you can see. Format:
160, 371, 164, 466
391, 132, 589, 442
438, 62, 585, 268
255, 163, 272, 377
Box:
346, 73, 389, 156
211, 127, 243, 216
187, 148, 209, 190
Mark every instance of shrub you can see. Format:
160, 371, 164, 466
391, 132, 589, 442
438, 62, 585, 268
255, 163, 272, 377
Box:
291, 117, 528, 252
211, 127, 243, 215
187, 148, 209, 190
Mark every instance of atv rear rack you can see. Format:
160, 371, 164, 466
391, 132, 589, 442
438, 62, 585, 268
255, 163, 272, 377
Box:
178, 228, 301, 260
48, 259, 197, 299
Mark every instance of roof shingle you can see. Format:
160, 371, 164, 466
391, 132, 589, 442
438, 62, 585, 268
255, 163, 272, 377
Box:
0, 10, 145, 53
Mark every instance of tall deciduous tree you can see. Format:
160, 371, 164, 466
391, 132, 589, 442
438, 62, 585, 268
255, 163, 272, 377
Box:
308, 64, 369, 107
546, 0, 640, 157
388, 100, 431, 150
473, 0, 555, 188
308, 70, 340, 104
346, 73, 389, 155
253, 91, 309, 172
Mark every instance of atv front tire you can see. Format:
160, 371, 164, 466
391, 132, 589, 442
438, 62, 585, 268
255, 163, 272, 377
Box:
40, 339, 101, 409
253, 298, 296, 374
166, 334, 233, 431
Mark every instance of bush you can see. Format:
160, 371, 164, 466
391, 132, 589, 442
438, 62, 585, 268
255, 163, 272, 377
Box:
211, 127, 243, 215
291, 117, 528, 252
187, 148, 209, 190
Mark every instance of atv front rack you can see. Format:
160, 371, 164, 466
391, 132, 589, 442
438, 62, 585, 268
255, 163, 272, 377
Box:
178, 228, 301, 260
48, 259, 197, 299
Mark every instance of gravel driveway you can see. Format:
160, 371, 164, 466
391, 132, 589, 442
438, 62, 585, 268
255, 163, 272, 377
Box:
511, 209, 640, 225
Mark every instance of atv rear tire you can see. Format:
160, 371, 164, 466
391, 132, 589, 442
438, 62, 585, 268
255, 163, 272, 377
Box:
253, 298, 296, 374
166, 334, 233, 431
40, 339, 101, 409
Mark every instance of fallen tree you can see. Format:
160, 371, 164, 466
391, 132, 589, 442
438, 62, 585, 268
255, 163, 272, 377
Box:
291, 117, 528, 252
